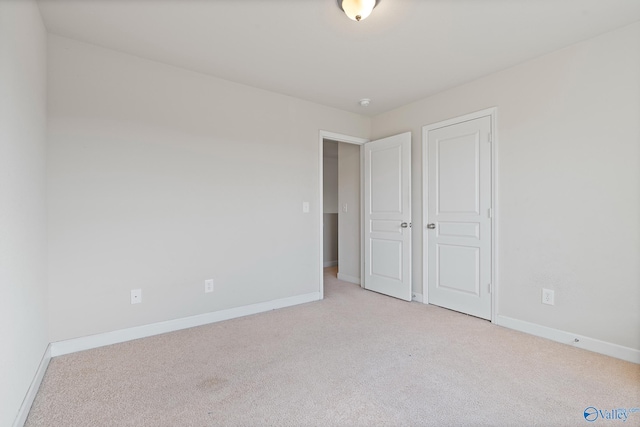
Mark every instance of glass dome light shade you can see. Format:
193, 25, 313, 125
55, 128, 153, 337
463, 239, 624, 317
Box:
340, 0, 376, 21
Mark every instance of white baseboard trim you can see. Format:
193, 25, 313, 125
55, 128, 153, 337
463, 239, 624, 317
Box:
51, 292, 320, 357
337, 272, 360, 285
13, 344, 51, 427
323, 260, 338, 268
496, 315, 640, 364
412, 292, 423, 303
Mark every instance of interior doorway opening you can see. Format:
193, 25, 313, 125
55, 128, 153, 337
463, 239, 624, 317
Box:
322, 140, 339, 271
322, 140, 361, 284
318, 132, 367, 299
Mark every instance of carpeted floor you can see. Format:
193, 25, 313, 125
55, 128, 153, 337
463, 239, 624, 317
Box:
26, 267, 639, 426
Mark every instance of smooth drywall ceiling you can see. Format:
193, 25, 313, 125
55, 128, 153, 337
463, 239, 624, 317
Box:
47, 35, 370, 342
0, 0, 49, 425
36, 0, 640, 116
371, 22, 640, 350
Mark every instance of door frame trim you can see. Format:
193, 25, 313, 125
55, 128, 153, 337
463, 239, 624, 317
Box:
318, 131, 368, 300
421, 107, 498, 323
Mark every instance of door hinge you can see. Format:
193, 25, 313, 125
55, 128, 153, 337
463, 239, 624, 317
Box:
488, 208, 493, 218
488, 283, 492, 293
488, 132, 492, 143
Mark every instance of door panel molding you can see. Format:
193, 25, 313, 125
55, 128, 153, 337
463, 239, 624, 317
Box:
422, 107, 498, 322
364, 132, 412, 301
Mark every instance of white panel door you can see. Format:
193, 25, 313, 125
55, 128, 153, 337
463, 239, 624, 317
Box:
364, 132, 411, 301
426, 116, 492, 319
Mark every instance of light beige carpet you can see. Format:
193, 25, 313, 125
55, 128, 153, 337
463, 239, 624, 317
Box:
26, 268, 639, 426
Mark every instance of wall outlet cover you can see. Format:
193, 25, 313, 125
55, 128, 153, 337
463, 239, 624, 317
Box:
205, 279, 214, 293
542, 288, 554, 305
131, 289, 142, 304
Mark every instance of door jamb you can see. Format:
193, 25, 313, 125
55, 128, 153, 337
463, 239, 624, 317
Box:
318, 131, 369, 300
421, 107, 498, 323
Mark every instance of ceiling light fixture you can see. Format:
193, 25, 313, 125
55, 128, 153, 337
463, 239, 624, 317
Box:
337, 0, 380, 22
359, 98, 371, 107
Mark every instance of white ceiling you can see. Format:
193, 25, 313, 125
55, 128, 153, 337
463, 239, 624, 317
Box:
37, 0, 640, 116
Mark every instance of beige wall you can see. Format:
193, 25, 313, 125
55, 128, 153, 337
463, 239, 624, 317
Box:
47, 35, 371, 342
323, 141, 339, 214
371, 22, 640, 350
5, 20, 637, 427
323, 142, 339, 265
0, 1, 49, 425
322, 213, 338, 266
338, 143, 361, 281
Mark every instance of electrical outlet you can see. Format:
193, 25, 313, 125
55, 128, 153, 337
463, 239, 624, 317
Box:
131, 289, 142, 304
542, 288, 554, 305
204, 279, 214, 293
